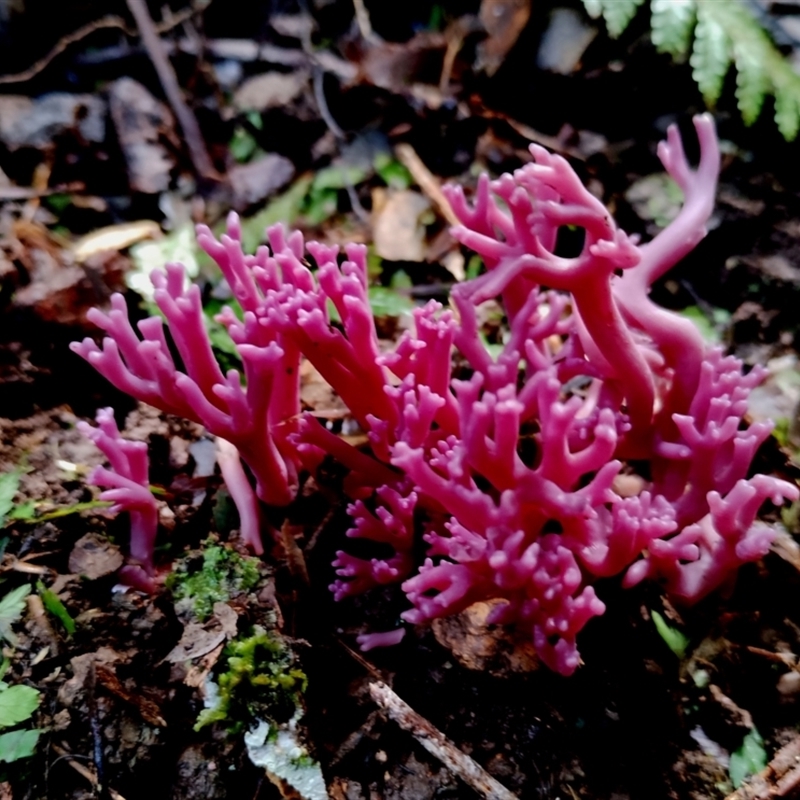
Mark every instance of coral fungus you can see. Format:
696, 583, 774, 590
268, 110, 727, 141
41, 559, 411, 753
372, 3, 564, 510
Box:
73, 114, 798, 674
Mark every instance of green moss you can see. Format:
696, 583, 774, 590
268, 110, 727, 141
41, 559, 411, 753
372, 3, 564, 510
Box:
195, 626, 307, 733
167, 544, 261, 621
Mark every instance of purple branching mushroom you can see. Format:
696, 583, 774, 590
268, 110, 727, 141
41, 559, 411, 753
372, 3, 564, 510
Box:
73, 114, 799, 674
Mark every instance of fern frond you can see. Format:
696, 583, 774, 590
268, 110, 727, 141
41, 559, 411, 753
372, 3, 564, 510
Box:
651, 0, 695, 59
690, 3, 731, 106
579, 0, 800, 140
582, 0, 603, 20
773, 73, 800, 141
580, 0, 646, 39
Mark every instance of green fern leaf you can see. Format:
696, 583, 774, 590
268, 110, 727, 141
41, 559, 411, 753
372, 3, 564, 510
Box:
582, 0, 603, 20
733, 41, 769, 126
690, 4, 731, 105
651, 0, 695, 58
601, 0, 647, 38
774, 78, 800, 141
579, 0, 800, 141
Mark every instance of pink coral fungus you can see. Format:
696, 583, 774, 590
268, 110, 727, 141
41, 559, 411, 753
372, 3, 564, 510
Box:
73, 114, 798, 674
77, 408, 158, 592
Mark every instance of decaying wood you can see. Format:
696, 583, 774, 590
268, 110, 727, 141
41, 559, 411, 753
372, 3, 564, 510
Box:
369, 681, 519, 800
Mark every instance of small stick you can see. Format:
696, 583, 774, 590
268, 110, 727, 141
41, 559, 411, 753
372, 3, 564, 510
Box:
394, 143, 461, 228
352, 0, 378, 42
50, 745, 127, 800
0, 5, 200, 85
369, 681, 519, 800
125, 0, 217, 181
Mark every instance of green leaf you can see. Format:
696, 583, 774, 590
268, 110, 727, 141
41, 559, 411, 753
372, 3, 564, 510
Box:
129, 224, 201, 302
312, 163, 370, 193
582, 0, 603, 20
679, 305, 730, 343
303, 187, 340, 226
374, 154, 412, 190
774, 77, 800, 142
367, 286, 414, 318
36, 581, 75, 637
599, 0, 646, 38
0, 685, 40, 728
240, 176, 313, 254
0, 728, 40, 762
734, 39, 769, 126
0, 585, 31, 646
651, 610, 689, 659
730, 728, 767, 788
7, 501, 36, 522
230, 126, 260, 164
690, 4, 731, 105
28, 499, 112, 523
651, 0, 695, 58
0, 470, 22, 528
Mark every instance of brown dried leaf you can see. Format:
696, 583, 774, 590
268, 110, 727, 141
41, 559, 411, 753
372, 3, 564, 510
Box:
478, 0, 531, 75
229, 154, 295, 209
68, 533, 124, 580
96, 663, 167, 727
165, 601, 238, 663
108, 78, 175, 194
372, 189, 430, 262
432, 599, 539, 675
233, 71, 309, 112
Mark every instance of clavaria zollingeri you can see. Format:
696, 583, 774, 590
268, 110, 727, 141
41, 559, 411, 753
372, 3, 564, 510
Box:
73, 115, 798, 675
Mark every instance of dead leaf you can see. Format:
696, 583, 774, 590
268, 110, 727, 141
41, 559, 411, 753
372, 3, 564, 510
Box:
372, 188, 430, 261
96, 663, 167, 727
300, 359, 346, 416
108, 78, 175, 194
269, 13, 314, 40
537, 8, 597, 74
355, 32, 447, 93
280, 521, 310, 585
0, 93, 105, 150
68, 533, 124, 580
432, 599, 539, 675
58, 647, 126, 707
770, 527, 800, 572
478, 0, 531, 75
233, 71, 309, 112
165, 601, 238, 663
12, 246, 126, 326
71, 221, 162, 263
183, 643, 225, 689
229, 153, 295, 209
166, 624, 227, 663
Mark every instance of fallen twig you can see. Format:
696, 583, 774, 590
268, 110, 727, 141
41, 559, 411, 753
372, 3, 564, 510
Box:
125, 0, 217, 181
0, 5, 200, 85
352, 0, 379, 43
50, 744, 127, 800
369, 681, 519, 800
394, 142, 461, 227
0, 182, 85, 201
